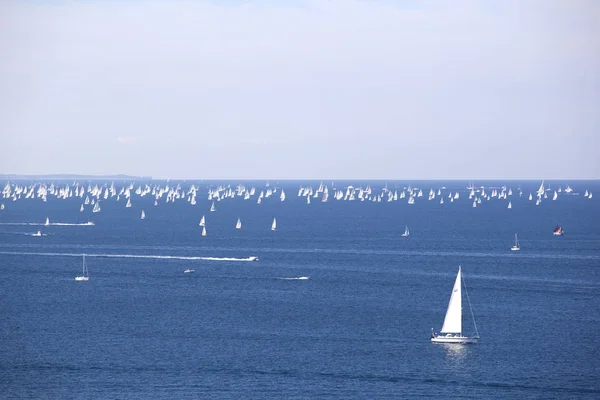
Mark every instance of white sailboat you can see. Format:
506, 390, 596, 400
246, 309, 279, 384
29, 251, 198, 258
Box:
92, 202, 101, 213
507, 201, 512, 209
199, 216, 205, 226
75, 254, 89, 281
511, 233, 520, 251
271, 218, 277, 231
401, 225, 409, 237
210, 202, 216, 212
431, 266, 479, 344
141, 210, 145, 220
201, 226, 207, 237
236, 218, 242, 230
80, 204, 84, 212
45, 217, 50, 226
125, 198, 132, 208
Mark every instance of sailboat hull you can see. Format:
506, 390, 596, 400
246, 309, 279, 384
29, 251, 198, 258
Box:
74, 276, 89, 281
431, 336, 479, 344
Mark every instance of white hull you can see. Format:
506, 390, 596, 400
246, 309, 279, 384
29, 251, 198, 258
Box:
511, 247, 520, 251
75, 276, 89, 281
431, 335, 479, 344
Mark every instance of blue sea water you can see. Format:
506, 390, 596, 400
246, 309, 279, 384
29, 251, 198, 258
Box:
0, 180, 599, 399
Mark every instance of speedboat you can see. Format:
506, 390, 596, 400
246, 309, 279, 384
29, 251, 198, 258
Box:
553, 226, 564, 236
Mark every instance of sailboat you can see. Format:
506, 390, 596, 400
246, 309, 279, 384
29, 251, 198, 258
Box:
236, 218, 242, 230
401, 225, 409, 237
80, 204, 84, 212
44, 217, 50, 226
199, 216, 205, 226
507, 201, 512, 209
141, 210, 145, 220
92, 201, 101, 213
511, 233, 520, 251
125, 198, 132, 208
201, 226, 207, 237
431, 266, 480, 344
210, 202, 216, 212
75, 254, 89, 281
271, 218, 277, 231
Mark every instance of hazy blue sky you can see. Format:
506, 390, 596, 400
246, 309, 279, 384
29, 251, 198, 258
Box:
1, 0, 598, 179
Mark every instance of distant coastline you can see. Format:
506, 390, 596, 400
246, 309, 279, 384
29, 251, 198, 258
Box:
0, 174, 152, 180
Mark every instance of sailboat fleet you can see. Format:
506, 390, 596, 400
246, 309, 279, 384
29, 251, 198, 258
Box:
2, 179, 592, 345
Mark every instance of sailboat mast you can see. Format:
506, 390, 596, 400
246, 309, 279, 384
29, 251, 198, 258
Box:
462, 272, 480, 337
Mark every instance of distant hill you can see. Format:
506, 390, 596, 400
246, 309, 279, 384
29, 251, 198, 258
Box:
0, 174, 152, 180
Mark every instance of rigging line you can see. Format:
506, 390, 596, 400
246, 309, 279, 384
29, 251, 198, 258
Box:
462, 272, 480, 337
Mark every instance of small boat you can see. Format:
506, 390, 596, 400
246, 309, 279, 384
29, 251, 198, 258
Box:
199, 216, 205, 227
553, 191, 558, 201
141, 210, 145, 220
553, 225, 564, 236
44, 217, 50, 226
248, 256, 259, 261
80, 204, 84, 212
507, 201, 512, 209
183, 269, 195, 273
431, 266, 479, 344
271, 218, 277, 231
210, 202, 216, 212
0, 204, 4, 210
92, 202, 101, 213
201, 226, 207, 237
125, 198, 132, 208
236, 218, 242, 230
75, 254, 89, 281
401, 225, 410, 237
511, 233, 520, 251
32, 230, 42, 237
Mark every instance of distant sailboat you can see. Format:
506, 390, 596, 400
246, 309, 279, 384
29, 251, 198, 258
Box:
431, 266, 479, 344
201, 226, 207, 237
75, 254, 89, 281
511, 233, 520, 251
141, 210, 145, 220
553, 225, 564, 236
271, 218, 277, 231
93, 202, 101, 213
80, 204, 84, 212
507, 201, 512, 209
199, 216, 205, 226
45, 217, 50, 226
401, 225, 410, 237
236, 218, 242, 230
125, 198, 132, 208
32, 230, 42, 237
210, 202, 216, 212
553, 191, 558, 201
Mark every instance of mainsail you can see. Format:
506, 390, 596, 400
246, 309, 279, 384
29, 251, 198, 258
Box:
441, 267, 462, 334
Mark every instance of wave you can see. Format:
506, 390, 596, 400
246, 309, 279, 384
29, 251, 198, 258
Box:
278, 276, 310, 280
0, 251, 259, 262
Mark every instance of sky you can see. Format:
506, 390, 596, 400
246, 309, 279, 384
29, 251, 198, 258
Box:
1, 0, 599, 180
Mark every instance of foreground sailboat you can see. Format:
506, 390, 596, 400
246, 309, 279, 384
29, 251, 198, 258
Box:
431, 266, 479, 344
75, 254, 89, 281
511, 233, 520, 251
401, 225, 409, 237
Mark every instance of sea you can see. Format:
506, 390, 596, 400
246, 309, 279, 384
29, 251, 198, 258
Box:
0, 180, 599, 399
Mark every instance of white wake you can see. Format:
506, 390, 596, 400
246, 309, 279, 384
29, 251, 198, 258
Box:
0, 251, 259, 262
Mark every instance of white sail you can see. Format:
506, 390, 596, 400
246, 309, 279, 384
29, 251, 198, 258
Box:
441, 268, 462, 334
271, 218, 277, 231
210, 202, 216, 212
126, 198, 132, 208
201, 226, 207, 237
199, 216, 205, 226
401, 225, 409, 237
80, 204, 84, 212
280, 190, 286, 201
93, 202, 101, 213
141, 210, 145, 220
236, 218, 242, 230
553, 191, 558, 200
45, 217, 50, 226
507, 201, 512, 209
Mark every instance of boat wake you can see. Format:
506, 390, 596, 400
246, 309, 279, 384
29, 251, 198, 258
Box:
278, 276, 310, 280
0, 251, 258, 262
0, 222, 95, 226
